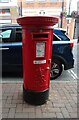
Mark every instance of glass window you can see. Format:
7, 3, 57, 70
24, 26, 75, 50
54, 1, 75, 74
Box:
0, 30, 11, 39
26, 0, 34, 2
50, 0, 58, 2
54, 29, 70, 41
15, 28, 22, 42
0, 0, 9, 2
55, 31, 70, 41
0, 29, 12, 43
0, 9, 10, 14
38, 0, 45, 1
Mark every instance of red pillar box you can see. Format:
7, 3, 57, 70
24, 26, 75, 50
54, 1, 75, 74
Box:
17, 16, 58, 105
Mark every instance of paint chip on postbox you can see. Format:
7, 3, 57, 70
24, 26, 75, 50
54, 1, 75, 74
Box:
33, 60, 46, 64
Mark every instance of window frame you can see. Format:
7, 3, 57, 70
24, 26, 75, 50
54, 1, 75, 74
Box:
15, 27, 22, 42
55, 32, 70, 41
1, 28, 14, 43
53, 33, 61, 41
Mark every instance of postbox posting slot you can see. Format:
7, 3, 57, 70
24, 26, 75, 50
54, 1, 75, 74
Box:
33, 34, 48, 39
32, 32, 49, 40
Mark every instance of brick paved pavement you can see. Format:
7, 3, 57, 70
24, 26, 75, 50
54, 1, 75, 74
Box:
1, 80, 78, 118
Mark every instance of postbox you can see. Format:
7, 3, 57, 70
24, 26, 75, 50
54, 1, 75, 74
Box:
17, 16, 58, 105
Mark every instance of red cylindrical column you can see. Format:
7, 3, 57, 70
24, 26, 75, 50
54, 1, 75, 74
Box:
17, 16, 58, 105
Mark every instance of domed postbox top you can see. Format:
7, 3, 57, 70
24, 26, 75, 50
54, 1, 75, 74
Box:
17, 16, 58, 27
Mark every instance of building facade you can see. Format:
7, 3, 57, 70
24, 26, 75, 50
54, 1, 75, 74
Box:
0, 0, 67, 23
0, 0, 18, 24
74, 1, 79, 40
0, 0, 75, 39
17, 0, 66, 17
17, 0, 67, 27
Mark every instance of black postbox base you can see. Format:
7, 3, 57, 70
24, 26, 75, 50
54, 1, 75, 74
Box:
23, 85, 49, 105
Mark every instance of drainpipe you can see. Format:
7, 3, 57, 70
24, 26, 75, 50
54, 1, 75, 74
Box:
19, 0, 22, 16
61, 0, 64, 28
68, 0, 72, 15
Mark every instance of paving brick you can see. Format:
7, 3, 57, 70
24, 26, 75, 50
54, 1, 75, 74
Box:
6, 99, 12, 104
2, 81, 78, 119
42, 112, 56, 118
2, 95, 7, 100
7, 96, 13, 100
56, 112, 64, 118
48, 107, 61, 113
69, 102, 77, 108
2, 100, 6, 106
8, 108, 15, 118
4, 93, 13, 97
65, 103, 72, 107
46, 100, 53, 107
35, 108, 42, 113
72, 97, 77, 104
11, 100, 18, 104
12, 99, 23, 104
23, 108, 35, 113
2, 108, 9, 113
60, 108, 70, 118
53, 103, 65, 107
16, 104, 23, 113
23, 103, 29, 108
16, 104, 23, 108
28, 113, 36, 118
41, 107, 48, 113
12, 95, 18, 100
4, 103, 16, 108
66, 106, 74, 113
40, 104, 47, 108
69, 112, 77, 118
72, 107, 77, 112
2, 113, 8, 118
14, 113, 29, 118
16, 107, 23, 113
35, 111, 43, 118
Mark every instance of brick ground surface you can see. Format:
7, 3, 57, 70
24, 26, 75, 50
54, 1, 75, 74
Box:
1, 80, 78, 118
